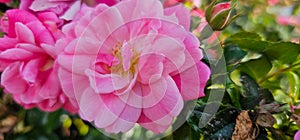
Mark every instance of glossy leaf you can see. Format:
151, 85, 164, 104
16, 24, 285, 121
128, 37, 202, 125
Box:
239, 73, 274, 109
238, 56, 272, 81
226, 77, 242, 109
225, 32, 272, 52
264, 42, 300, 64
225, 32, 263, 41
188, 103, 239, 138
286, 72, 300, 103
224, 44, 247, 65
210, 123, 235, 139
239, 73, 260, 109
25, 108, 62, 133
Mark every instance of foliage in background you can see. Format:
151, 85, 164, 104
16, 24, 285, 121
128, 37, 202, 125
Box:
187, 0, 300, 139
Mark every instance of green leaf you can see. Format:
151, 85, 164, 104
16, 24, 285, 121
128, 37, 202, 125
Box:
171, 122, 199, 140
225, 32, 272, 52
25, 109, 63, 133
205, 0, 217, 23
238, 56, 272, 81
239, 73, 274, 110
273, 90, 293, 103
25, 109, 45, 126
229, 39, 271, 52
209, 8, 231, 30
286, 72, 300, 103
226, 77, 242, 109
256, 127, 268, 140
83, 128, 113, 140
224, 44, 247, 65
260, 80, 282, 90
188, 103, 239, 138
9, 131, 60, 140
210, 123, 235, 139
240, 73, 260, 109
264, 42, 300, 64
206, 106, 238, 136
258, 89, 274, 104
226, 32, 263, 41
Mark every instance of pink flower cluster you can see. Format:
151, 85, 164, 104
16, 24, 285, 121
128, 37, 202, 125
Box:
0, 0, 210, 134
277, 15, 300, 27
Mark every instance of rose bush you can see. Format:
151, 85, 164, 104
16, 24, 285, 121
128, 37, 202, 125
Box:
0, 0, 299, 139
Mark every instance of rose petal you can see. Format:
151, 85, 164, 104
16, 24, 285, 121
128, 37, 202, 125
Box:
15, 22, 35, 44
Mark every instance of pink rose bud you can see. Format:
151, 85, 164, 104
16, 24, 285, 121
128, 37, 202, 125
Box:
205, 1, 235, 31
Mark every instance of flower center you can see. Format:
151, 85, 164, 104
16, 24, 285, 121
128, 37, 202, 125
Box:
111, 42, 139, 77
40, 59, 54, 71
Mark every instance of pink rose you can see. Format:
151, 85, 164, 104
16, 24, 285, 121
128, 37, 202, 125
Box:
58, 0, 210, 133
0, 0, 11, 3
20, 0, 119, 20
295, 130, 300, 140
0, 9, 78, 113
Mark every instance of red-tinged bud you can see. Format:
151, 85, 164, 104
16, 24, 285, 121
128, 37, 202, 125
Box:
206, 1, 236, 31
211, 2, 231, 20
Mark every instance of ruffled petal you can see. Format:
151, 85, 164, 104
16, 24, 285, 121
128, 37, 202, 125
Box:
0, 48, 34, 61
85, 69, 131, 94
142, 76, 183, 127
0, 38, 18, 51
1, 63, 27, 94
164, 4, 191, 30
15, 22, 35, 44
20, 58, 44, 84
173, 61, 210, 100
5, 10, 39, 37
137, 53, 164, 84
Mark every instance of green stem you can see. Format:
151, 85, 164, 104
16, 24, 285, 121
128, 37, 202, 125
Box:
258, 62, 300, 84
